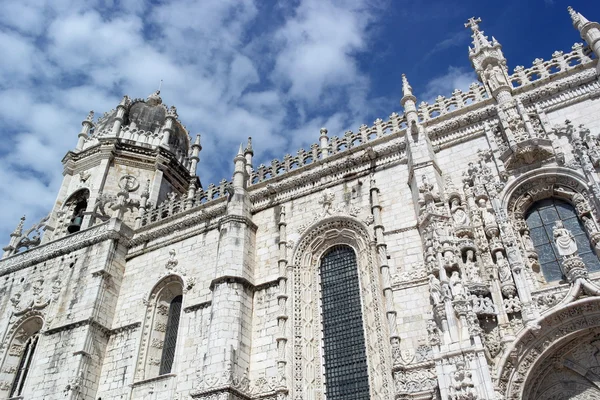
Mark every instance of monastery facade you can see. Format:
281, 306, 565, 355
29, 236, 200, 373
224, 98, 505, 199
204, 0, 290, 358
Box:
1, 7, 600, 400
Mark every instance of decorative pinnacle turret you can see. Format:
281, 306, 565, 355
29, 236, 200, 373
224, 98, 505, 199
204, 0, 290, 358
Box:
244, 137, 253, 155
85, 110, 94, 123
465, 16, 495, 54
401, 74, 414, 98
11, 216, 25, 237
568, 6, 590, 27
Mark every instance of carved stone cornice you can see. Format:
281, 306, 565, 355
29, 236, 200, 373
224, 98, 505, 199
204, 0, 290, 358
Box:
127, 200, 226, 253
0, 219, 133, 276
44, 317, 111, 336
108, 321, 141, 335
183, 301, 211, 313
219, 215, 258, 232
248, 137, 406, 213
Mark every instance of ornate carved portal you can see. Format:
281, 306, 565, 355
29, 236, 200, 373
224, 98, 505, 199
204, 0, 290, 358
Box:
291, 217, 393, 400
498, 299, 600, 399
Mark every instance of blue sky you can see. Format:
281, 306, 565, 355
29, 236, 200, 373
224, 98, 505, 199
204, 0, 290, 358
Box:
0, 0, 598, 241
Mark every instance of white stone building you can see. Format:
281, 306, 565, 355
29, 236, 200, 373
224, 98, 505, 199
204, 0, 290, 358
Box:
2, 7, 600, 400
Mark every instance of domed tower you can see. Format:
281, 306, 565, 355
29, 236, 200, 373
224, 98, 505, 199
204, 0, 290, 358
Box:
45, 91, 201, 241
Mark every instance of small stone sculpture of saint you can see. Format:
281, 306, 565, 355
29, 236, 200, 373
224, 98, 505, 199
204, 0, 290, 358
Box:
450, 198, 469, 226
496, 252, 512, 284
553, 220, 578, 257
429, 274, 443, 305
521, 229, 535, 252
484, 64, 507, 92
450, 271, 466, 299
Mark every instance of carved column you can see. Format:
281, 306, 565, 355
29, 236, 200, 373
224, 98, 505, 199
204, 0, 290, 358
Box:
369, 176, 401, 359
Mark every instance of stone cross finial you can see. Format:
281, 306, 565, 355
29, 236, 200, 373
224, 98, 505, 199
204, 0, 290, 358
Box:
464, 16, 482, 31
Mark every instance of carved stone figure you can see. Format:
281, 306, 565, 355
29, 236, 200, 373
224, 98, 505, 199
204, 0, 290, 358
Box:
450, 271, 466, 299
451, 198, 469, 226
463, 249, 481, 283
496, 252, 512, 284
450, 361, 478, 400
553, 220, 578, 256
521, 229, 535, 252
429, 274, 443, 305
484, 63, 507, 92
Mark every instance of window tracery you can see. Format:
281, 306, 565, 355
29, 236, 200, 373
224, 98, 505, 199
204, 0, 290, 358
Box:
135, 276, 183, 381
0, 316, 43, 398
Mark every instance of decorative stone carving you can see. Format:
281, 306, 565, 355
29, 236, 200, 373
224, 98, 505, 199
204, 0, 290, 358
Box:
553, 220, 578, 257
450, 271, 466, 300
394, 367, 438, 394
450, 360, 478, 400
429, 274, 443, 305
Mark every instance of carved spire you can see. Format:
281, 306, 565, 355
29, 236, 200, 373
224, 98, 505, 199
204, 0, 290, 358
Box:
401, 74, 413, 98
568, 6, 600, 61
244, 137, 253, 155
11, 216, 25, 237
465, 17, 492, 54
568, 6, 590, 28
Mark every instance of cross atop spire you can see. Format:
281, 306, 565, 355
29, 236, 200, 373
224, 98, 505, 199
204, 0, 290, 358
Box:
464, 16, 498, 56
464, 17, 481, 31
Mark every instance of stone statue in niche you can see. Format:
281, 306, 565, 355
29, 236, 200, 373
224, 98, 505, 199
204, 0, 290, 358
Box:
553, 220, 578, 257
428, 274, 443, 305
450, 198, 469, 226
464, 249, 481, 283
521, 229, 535, 252
484, 63, 507, 92
496, 252, 512, 284
583, 215, 598, 233
450, 271, 466, 299
478, 199, 496, 227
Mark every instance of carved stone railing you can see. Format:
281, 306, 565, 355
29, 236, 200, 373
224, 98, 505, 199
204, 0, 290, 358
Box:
509, 43, 594, 89
249, 112, 407, 185
417, 83, 488, 123
140, 179, 231, 227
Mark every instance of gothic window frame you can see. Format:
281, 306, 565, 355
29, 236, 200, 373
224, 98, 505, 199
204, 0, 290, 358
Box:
0, 315, 43, 398
524, 197, 600, 282
504, 171, 600, 286
134, 275, 184, 382
318, 244, 370, 400
291, 217, 392, 400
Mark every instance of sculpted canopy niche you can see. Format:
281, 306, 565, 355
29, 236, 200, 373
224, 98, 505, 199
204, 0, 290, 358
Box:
291, 216, 393, 400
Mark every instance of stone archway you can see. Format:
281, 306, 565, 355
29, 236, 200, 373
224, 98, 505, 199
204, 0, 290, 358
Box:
498, 298, 600, 399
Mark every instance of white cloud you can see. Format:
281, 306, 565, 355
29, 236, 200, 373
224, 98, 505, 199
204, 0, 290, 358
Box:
0, 0, 382, 241
421, 66, 477, 103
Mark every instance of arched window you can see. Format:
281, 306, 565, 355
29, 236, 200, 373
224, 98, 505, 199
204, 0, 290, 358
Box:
0, 317, 43, 398
10, 334, 39, 397
525, 198, 600, 282
319, 245, 370, 399
159, 295, 182, 375
135, 277, 183, 381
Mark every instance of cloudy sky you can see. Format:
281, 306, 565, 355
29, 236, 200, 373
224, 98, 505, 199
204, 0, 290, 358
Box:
0, 0, 598, 241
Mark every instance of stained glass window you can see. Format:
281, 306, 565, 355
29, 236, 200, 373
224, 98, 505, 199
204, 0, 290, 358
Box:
159, 295, 182, 375
525, 198, 600, 282
319, 245, 370, 399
